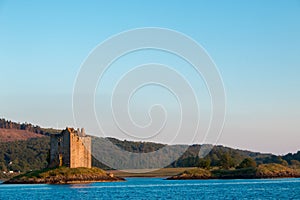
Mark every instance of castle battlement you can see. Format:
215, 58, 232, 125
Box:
49, 127, 91, 168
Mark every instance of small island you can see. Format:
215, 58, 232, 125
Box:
167, 163, 300, 180
3, 127, 124, 184
3, 167, 124, 184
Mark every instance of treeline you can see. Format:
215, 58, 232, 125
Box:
168, 145, 297, 169
0, 118, 60, 136
0, 138, 50, 172
108, 137, 165, 153
283, 152, 300, 165
0, 127, 299, 172
99, 138, 300, 170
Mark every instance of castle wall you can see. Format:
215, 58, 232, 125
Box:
70, 132, 91, 168
49, 134, 59, 167
49, 130, 71, 167
49, 128, 91, 168
62, 130, 70, 166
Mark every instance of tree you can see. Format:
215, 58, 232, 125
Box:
219, 153, 234, 169
198, 158, 211, 169
290, 160, 300, 168
237, 158, 257, 169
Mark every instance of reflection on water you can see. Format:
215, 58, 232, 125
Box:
69, 184, 94, 189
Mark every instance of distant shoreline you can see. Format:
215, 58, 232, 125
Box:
108, 164, 300, 180
166, 164, 300, 180
2, 164, 300, 183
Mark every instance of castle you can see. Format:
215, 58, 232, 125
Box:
49, 127, 91, 168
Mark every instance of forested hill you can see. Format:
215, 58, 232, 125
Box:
105, 138, 300, 169
0, 118, 60, 137
0, 118, 299, 173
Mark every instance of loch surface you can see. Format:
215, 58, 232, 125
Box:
1, 178, 300, 199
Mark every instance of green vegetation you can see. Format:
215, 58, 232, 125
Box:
197, 158, 211, 169
219, 152, 235, 169
256, 163, 299, 178
167, 167, 257, 180
16, 167, 106, 179
0, 118, 299, 178
283, 151, 300, 165
4, 167, 124, 184
183, 168, 211, 176
1, 134, 300, 174
0, 138, 50, 173
211, 167, 257, 179
107, 137, 165, 153
168, 144, 274, 169
1, 134, 300, 176
168, 163, 300, 180
167, 168, 211, 180
237, 158, 257, 169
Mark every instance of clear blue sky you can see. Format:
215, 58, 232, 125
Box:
0, 0, 299, 154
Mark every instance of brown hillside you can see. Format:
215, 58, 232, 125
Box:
0, 128, 45, 142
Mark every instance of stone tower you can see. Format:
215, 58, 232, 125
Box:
49, 127, 91, 168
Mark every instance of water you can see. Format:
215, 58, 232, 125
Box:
0, 178, 300, 199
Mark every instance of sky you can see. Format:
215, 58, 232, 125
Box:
0, 0, 299, 155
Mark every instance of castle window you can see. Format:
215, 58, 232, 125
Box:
58, 138, 62, 146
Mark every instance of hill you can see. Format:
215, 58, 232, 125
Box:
0, 118, 60, 137
0, 118, 299, 176
0, 128, 45, 142
1, 135, 299, 175
0, 137, 50, 173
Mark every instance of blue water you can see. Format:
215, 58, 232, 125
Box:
0, 178, 300, 199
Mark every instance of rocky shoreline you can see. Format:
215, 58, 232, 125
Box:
3, 167, 125, 184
